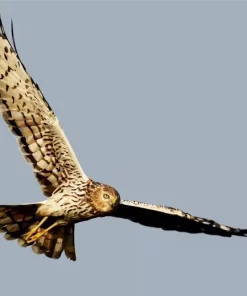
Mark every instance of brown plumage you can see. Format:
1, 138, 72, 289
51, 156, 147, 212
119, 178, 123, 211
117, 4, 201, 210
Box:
0, 17, 246, 261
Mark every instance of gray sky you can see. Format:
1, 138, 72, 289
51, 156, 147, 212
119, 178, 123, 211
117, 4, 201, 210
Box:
0, 2, 247, 296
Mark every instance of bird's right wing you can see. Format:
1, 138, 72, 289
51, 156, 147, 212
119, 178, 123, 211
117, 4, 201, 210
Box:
110, 200, 247, 237
0, 18, 89, 197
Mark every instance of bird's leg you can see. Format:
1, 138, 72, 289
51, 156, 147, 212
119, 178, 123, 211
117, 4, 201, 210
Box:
22, 216, 48, 241
25, 221, 59, 244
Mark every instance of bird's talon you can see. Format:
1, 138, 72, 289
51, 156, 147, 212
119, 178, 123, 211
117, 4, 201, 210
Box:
25, 232, 44, 243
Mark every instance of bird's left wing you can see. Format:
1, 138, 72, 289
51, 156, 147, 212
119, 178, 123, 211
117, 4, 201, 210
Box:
0, 18, 89, 197
111, 200, 247, 237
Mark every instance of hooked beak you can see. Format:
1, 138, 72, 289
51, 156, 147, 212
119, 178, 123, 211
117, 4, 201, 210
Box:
110, 196, 119, 207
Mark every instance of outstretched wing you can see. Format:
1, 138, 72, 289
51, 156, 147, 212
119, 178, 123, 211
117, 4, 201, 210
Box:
111, 200, 247, 237
0, 18, 88, 196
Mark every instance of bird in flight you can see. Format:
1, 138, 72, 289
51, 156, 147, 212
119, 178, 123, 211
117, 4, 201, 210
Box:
0, 17, 246, 261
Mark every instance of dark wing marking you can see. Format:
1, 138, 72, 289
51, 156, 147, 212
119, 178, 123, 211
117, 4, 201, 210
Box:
0, 17, 88, 196
110, 200, 247, 237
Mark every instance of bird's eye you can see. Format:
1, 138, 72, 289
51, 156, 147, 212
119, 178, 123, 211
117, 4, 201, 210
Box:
103, 194, 110, 199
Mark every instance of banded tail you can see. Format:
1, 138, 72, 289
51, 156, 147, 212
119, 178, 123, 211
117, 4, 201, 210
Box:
0, 203, 76, 260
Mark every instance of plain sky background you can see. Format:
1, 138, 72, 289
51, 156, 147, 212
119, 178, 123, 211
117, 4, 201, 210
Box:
0, 2, 247, 296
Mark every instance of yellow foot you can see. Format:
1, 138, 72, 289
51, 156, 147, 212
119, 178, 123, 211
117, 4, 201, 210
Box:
25, 230, 47, 243
22, 217, 48, 242
24, 221, 59, 244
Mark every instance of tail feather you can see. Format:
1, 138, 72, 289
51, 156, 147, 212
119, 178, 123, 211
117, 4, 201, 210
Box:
0, 204, 76, 261
32, 225, 76, 261
63, 225, 76, 261
32, 227, 65, 259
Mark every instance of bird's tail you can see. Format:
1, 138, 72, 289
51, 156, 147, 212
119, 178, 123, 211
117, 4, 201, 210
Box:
0, 203, 76, 261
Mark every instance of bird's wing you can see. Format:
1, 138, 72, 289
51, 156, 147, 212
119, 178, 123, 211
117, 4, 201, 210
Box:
0, 18, 88, 197
111, 200, 247, 237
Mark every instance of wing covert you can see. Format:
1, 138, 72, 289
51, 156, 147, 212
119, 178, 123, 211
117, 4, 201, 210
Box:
0, 18, 88, 196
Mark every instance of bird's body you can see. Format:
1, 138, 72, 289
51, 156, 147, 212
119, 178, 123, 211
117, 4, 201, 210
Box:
36, 180, 120, 221
0, 16, 246, 261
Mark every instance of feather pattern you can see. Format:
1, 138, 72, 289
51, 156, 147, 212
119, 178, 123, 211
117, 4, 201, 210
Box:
32, 225, 76, 261
0, 18, 88, 197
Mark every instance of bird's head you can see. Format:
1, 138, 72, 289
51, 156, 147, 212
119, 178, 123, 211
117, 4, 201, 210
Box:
88, 181, 120, 214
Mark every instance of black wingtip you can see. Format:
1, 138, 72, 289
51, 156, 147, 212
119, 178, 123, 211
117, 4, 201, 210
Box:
0, 14, 6, 38
234, 228, 247, 237
11, 18, 18, 54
